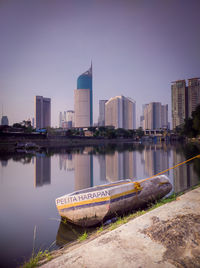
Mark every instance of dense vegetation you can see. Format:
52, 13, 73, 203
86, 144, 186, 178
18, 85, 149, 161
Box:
177, 104, 200, 138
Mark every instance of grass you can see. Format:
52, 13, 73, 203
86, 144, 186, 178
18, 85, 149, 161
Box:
108, 193, 180, 231
21, 226, 53, 268
96, 225, 104, 234
22, 250, 52, 268
78, 231, 88, 241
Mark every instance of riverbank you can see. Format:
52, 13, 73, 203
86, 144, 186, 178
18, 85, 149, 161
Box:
0, 135, 143, 153
41, 186, 200, 268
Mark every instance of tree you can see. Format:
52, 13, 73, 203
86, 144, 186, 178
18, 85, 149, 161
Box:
181, 104, 200, 138
192, 105, 200, 135
136, 127, 144, 138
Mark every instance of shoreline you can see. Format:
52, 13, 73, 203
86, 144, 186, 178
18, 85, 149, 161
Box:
21, 185, 200, 267
0, 136, 143, 153
39, 185, 200, 268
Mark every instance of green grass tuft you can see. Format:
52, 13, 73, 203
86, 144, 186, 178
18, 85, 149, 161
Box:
21, 250, 52, 268
96, 225, 104, 234
78, 231, 88, 241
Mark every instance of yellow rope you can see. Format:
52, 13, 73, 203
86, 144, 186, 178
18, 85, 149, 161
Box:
139, 154, 200, 184
96, 154, 200, 191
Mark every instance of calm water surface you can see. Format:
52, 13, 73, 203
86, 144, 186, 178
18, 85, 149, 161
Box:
0, 142, 200, 267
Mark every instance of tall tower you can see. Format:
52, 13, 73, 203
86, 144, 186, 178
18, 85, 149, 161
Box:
188, 78, 200, 118
74, 64, 93, 127
171, 80, 187, 129
35, 96, 51, 129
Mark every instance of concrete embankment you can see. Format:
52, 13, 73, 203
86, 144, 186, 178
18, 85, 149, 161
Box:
42, 187, 200, 268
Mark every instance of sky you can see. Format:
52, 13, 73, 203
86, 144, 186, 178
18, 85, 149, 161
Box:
1, 0, 200, 127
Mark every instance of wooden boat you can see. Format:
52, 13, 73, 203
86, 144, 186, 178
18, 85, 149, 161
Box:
55, 175, 172, 227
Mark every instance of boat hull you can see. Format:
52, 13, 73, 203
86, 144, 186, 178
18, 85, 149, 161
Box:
56, 175, 172, 227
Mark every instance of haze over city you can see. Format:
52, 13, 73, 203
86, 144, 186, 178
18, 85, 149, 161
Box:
1, 0, 200, 127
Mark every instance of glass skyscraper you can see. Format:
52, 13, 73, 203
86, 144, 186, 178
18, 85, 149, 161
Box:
77, 63, 93, 125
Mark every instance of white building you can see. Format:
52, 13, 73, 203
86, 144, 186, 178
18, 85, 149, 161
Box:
143, 102, 168, 130
98, 100, 108, 126
74, 89, 90, 127
105, 95, 136, 129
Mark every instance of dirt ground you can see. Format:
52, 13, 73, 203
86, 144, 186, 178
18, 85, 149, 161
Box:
142, 214, 200, 267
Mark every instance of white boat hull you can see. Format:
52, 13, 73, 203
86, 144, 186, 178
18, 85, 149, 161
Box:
56, 175, 172, 227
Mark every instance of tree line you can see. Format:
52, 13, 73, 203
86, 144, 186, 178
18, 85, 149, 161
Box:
177, 104, 200, 138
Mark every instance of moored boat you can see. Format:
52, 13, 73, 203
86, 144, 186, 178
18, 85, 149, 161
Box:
55, 175, 172, 227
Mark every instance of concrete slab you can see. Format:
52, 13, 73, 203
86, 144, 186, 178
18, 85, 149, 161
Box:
43, 187, 200, 268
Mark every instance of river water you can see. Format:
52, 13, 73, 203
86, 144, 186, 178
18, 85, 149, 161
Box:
0, 142, 200, 267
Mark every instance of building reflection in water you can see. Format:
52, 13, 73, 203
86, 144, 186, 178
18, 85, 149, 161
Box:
142, 144, 170, 177
59, 154, 74, 171
74, 148, 93, 191
106, 151, 136, 182
173, 150, 199, 193
0, 160, 8, 167
98, 155, 106, 181
34, 155, 51, 187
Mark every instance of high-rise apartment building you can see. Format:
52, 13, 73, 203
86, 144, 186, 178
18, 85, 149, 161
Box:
171, 80, 187, 129
171, 77, 200, 129
98, 100, 108, 126
35, 96, 51, 129
105, 95, 136, 129
143, 102, 168, 130
74, 64, 93, 127
188, 78, 200, 118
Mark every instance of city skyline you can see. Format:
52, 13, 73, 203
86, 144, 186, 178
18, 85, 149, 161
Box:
1, 0, 200, 127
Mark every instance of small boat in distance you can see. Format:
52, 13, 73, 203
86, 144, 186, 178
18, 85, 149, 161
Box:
55, 175, 172, 227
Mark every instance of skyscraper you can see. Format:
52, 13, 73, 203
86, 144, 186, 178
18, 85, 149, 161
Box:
98, 100, 108, 126
74, 64, 93, 127
188, 78, 200, 118
171, 80, 187, 129
59, 112, 63, 128
143, 102, 168, 130
66, 110, 75, 128
35, 96, 51, 129
1, 115, 9, 126
171, 78, 200, 129
105, 95, 136, 129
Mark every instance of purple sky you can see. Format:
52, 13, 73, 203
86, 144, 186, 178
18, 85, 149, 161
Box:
1, 0, 200, 127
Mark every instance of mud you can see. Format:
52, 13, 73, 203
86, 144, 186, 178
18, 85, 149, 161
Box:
142, 214, 200, 267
